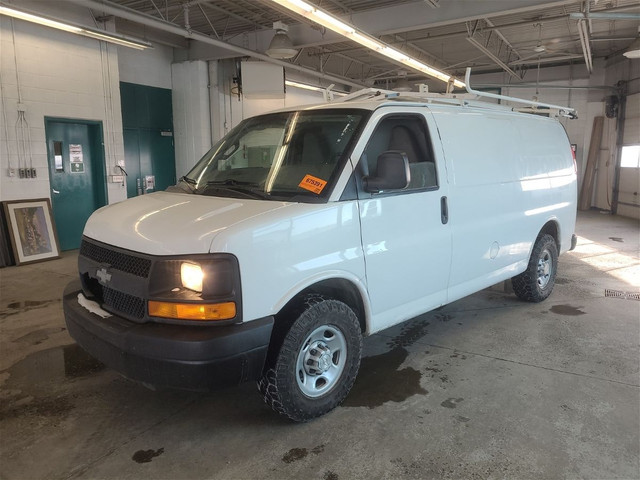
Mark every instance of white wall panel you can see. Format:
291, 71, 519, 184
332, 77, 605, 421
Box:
0, 15, 126, 204
171, 60, 211, 177
118, 43, 173, 89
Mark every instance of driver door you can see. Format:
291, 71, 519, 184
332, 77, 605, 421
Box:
356, 110, 452, 333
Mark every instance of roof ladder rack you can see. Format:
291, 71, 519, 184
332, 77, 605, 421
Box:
464, 67, 577, 119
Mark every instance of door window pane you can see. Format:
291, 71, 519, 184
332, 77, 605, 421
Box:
363, 116, 437, 190
53, 141, 63, 172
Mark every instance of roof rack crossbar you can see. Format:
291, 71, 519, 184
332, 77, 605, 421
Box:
464, 67, 577, 118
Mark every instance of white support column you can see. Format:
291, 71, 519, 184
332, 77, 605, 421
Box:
171, 60, 212, 177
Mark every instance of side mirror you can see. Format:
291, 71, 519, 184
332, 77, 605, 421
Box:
363, 151, 410, 193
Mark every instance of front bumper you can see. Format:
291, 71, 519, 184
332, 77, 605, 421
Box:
63, 279, 274, 391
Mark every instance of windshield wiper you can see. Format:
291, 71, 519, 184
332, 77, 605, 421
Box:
203, 180, 271, 199
177, 175, 197, 193
206, 179, 255, 187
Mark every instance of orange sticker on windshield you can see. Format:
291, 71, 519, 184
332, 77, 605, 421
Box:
299, 174, 328, 194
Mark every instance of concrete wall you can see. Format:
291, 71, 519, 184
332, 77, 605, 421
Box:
0, 7, 127, 204
169, 59, 324, 177
118, 43, 173, 89
602, 57, 640, 220
171, 61, 211, 178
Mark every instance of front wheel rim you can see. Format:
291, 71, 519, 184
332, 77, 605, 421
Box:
295, 325, 347, 398
537, 248, 553, 289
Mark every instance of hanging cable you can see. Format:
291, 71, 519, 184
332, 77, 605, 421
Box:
10, 18, 36, 178
0, 70, 12, 174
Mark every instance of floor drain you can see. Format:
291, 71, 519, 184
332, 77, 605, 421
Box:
605, 289, 640, 301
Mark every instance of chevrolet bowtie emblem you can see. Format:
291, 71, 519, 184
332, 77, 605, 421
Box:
96, 267, 112, 285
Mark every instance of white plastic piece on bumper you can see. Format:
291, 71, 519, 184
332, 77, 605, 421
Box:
77, 293, 112, 318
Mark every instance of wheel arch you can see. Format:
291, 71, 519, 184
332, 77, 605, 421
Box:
538, 218, 561, 250
263, 276, 370, 371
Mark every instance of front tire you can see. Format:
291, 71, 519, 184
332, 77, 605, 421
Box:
258, 296, 362, 422
512, 233, 558, 302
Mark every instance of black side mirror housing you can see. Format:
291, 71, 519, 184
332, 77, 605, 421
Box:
363, 151, 410, 193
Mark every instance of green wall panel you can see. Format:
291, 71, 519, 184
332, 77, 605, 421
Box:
120, 82, 176, 197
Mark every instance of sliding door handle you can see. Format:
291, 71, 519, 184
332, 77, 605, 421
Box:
441, 196, 448, 224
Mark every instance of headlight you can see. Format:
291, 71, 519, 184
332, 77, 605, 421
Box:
148, 254, 242, 323
181, 263, 203, 292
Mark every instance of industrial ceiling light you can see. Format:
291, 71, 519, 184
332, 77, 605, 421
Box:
0, 2, 152, 50
623, 28, 640, 59
393, 71, 412, 92
268, 0, 464, 88
266, 21, 298, 59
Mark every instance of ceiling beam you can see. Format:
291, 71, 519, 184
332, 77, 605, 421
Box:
466, 36, 521, 79
67, 0, 367, 89
247, 0, 579, 51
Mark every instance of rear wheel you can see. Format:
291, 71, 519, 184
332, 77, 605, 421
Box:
512, 233, 558, 302
258, 296, 362, 422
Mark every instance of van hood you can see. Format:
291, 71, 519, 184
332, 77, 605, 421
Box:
83, 192, 291, 255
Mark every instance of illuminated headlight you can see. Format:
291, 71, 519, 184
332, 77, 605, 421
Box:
181, 263, 203, 292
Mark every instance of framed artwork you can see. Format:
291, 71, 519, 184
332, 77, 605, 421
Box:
3, 198, 61, 265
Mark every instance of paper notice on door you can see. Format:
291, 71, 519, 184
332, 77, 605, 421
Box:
69, 144, 83, 163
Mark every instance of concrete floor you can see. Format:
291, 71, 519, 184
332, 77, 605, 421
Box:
1, 211, 638, 480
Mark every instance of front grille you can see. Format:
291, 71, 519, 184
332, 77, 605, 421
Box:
102, 286, 146, 319
80, 240, 151, 278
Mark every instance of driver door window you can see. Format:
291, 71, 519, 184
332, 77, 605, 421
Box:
362, 115, 438, 191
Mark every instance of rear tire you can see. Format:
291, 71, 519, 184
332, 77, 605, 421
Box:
512, 234, 558, 302
258, 296, 362, 422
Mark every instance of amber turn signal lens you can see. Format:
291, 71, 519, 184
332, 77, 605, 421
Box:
148, 301, 236, 321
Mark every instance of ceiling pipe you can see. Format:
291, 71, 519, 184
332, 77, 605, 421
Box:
569, 12, 640, 20
66, 0, 366, 89
319, 4, 640, 56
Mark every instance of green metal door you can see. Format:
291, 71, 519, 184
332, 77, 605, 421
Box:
123, 129, 142, 197
45, 119, 106, 251
120, 82, 176, 198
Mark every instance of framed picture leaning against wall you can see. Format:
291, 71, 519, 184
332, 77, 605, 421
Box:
2, 198, 61, 265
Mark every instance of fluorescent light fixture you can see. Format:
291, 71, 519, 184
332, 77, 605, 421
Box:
285, 80, 347, 95
269, 0, 464, 88
623, 28, 640, 59
623, 37, 640, 59
0, 3, 152, 50
576, 19, 593, 73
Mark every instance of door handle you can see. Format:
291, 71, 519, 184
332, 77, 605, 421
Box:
441, 196, 448, 224
52, 189, 60, 194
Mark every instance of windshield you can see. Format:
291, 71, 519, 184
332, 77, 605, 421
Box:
179, 109, 366, 202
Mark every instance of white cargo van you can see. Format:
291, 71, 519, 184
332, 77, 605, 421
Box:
63, 84, 577, 421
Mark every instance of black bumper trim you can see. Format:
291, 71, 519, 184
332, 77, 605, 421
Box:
63, 280, 273, 391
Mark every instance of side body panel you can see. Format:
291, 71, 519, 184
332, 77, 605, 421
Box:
428, 105, 577, 303
210, 201, 368, 325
